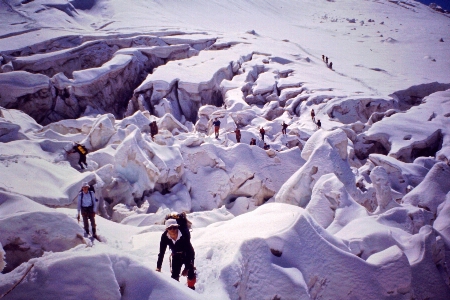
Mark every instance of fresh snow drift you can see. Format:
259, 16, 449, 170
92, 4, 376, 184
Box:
1, 0, 450, 299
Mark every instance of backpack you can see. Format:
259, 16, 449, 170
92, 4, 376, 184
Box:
79, 185, 98, 207
165, 212, 192, 239
77, 144, 88, 155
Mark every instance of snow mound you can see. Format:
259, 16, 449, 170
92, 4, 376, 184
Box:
0, 251, 199, 300
0, 191, 86, 273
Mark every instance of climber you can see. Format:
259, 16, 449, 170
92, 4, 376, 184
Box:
68, 142, 88, 170
212, 118, 221, 139
150, 121, 158, 140
311, 109, 316, 122
77, 182, 98, 238
281, 122, 288, 135
234, 128, 241, 143
156, 219, 196, 290
259, 127, 265, 141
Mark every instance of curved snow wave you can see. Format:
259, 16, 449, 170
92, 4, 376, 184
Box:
0, 250, 199, 300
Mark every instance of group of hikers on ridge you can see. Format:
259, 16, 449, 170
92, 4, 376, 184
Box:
211, 117, 292, 148
310, 109, 321, 129
321, 54, 333, 70
67, 113, 319, 172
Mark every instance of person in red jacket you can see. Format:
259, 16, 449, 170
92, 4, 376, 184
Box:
234, 128, 241, 143
259, 127, 265, 141
212, 118, 221, 139
156, 219, 196, 290
311, 109, 316, 122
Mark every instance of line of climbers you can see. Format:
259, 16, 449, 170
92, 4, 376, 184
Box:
67, 111, 321, 173
321, 54, 333, 69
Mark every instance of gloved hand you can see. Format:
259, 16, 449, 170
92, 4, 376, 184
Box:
181, 268, 188, 277
155, 268, 161, 272
77, 214, 80, 222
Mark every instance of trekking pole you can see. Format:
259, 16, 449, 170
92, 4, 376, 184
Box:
0, 263, 34, 299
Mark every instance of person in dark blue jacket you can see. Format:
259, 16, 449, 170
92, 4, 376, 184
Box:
156, 219, 196, 290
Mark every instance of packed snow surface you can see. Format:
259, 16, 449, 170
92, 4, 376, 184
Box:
1, 0, 450, 299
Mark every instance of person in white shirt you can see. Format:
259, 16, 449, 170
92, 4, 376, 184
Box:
77, 182, 98, 238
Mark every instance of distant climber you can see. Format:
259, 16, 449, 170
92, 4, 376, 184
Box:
281, 122, 288, 135
316, 119, 322, 129
325, 56, 329, 64
322, 54, 325, 61
68, 143, 88, 170
250, 138, 256, 145
259, 127, 265, 141
150, 121, 158, 140
77, 182, 98, 238
156, 219, 196, 290
311, 109, 316, 122
234, 128, 241, 143
329, 62, 333, 69
212, 118, 221, 139
263, 143, 270, 150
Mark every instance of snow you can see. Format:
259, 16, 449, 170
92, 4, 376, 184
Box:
1, 0, 450, 299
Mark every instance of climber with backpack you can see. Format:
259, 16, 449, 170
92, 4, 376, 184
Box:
68, 142, 89, 170
77, 182, 99, 238
156, 213, 196, 290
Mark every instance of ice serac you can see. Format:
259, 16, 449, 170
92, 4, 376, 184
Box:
306, 173, 368, 230
181, 143, 303, 211
82, 113, 116, 151
132, 44, 253, 123
367, 153, 428, 194
434, 193, 450, 247
1, 38, 201, 125
203, 203, 430, 299
0, 71, 53, 124
335, 210, 450, 299
355, 89, 450, 162
52, 53, 143, 121
370, 166, 399, 213
275, 128, 360, 207
402, 162, 450, 213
